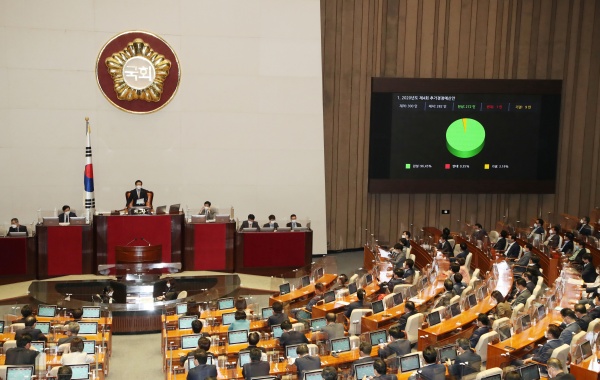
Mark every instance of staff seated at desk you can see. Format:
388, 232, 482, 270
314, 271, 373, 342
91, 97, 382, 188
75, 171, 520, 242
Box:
61, 338, 95, 365
447, 338, 481, 380
317, 312, 344, 340
278, 320, 309, 350
59, 205, 77, 223
198, 201, 215, 219
268, 301, 287, 327
240, 214, 260, 231
344, 289, 372, 318
402, 259, 415, 282
292, 283, 324, 318
262, 215, 279, 229
294, 344, 321, 380
187, 348, 217, 380
12, 304, 33, 324
179, 336, 213, 366
58, 322, 82, 346
409, 347, 444, 380
242, 347, 270, 380
397, 301, 417, 338
514, 324, 562, 366
469, 314, 491, 349
16, 316, 47, 342
378, 326, 410, 359
7, 217, 27, 236
286, 214, 302, 228
228, 310, 250, 331
350, 342, 374, 377
5, 334, 39, 365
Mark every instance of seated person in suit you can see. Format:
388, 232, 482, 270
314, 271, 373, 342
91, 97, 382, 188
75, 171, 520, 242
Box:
387, 268, 406, 293
8, 218, 27, 236
5, 333, 39, 365
228, 310, 250, 331
322, 366, 338, 380
13, 304, 33, 324
438, 234, 453, 257
434, 279, 455, 308
188, 349, 217, 380
263, 215, 279, 229
351, 342, 374, 377
61, 338, 95, 365
198, 201, 215, 219
58, 322, 81, 346
402, 259, 415, 282
582, 253, 596, 283
100, 286, 114, 304
559, 309, 581, 346
57, 366, 72, 380
278, 320, 309, 350
544, 226, 560, 249
574, 304, 592, 331
320, 312, 344, 340
58, 205, 77, 223
127, 180, 151, 209
453, 273, 467, 296
522, 272, 536, 294
16, 316, 47, 342
452, 242, 469, 263
286, 214, 302, 228
397, 301, 417, 338
330, 274, 349, 292
526, 256, 543, 283
519, 325, 562, 365
587, 293, 600, 321
374, 358, 398, 380
495, 230, 508, 251
504, 234, 521, 259
569, 239, 586, 264
344, 288, 371, 318
180, 336, 213, 366
529, 218, 545, 238
295, 344, 321, 380
268, 301, 287, 327
378, 325, 410, 359
546, 358, 575, 380
513, 244, 533, 274
491, 290, 512, 319
410, 347, 444, 380
511, 278, 531, 307
561, 232, 574, 254
242, 348, 270, 380
157, 278, 178, 301
469, 313, 491, 349
389, 242, 408, 269
447, 338, 482, 379
577, 216, 593, 236
240, 214, 260, 230
472, 223, 487, 241
306, 283, 325, 312
191, 319, 208, 335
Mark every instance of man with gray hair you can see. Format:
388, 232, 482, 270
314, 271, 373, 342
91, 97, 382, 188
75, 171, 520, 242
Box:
58, 322, 81, 346
546, 358, 574, 380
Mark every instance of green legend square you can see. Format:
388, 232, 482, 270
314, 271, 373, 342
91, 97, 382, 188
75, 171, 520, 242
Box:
405, 163, 411, 169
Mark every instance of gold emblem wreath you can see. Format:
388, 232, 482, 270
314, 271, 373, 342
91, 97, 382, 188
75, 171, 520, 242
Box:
105, 38, 171, 102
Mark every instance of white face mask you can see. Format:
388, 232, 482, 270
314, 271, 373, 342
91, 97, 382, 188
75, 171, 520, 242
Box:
136, 185, 142, 190
248, 220, 253, 224
549, 231, 555, 235
402, 234, 407, 239
108, 292, 113, 297
11, 224, 17, 228
291, 219, 296, 222
534, 223, 538, 228
270, 220, 275, 223
205, 206, 210, 210
167, 283, 171, 288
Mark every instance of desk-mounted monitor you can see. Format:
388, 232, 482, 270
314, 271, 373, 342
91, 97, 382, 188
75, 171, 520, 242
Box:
437, 344, 457, 362
191, 215, 206, 223
369, 330, 388, 346
323, 291, 335, 304
518, 364, 540, 380
7, 232, 26, 237
261, 227, 275, 232
449, 302, 461, 317
218, 297, 234, 310
242, 228, 258, 232
427, 311, 441, 326
36, 322, 50, 334
176, 303, 188, 315
82, 306, 101, 319
261, 307, 274, 319
371, 300, 384, 314
330, 337, 351, 353
68, 364, 90, 380
38, 305, 57, 317
301, 275, 311, 288
215, 215, 230, 223
279, 283, 291, 296
393, 293, 404, 307
227, 329, 248, 345
169, 204, 181, 214
303, 369, 323, 380
467, 294, 477, 308
348, 282, 358, 295
181, 334, 200, 350
222, 312, 236, 326
155, 206, 167, 215
78, 322, 98, 335
5, 366, 34, 380
178, 315, 198, 330
42, 217, 59, 226
70, 217, 86, 225
399, 353, 421, 373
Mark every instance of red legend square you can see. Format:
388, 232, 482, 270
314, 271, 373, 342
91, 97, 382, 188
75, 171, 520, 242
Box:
445, 164, 451, 169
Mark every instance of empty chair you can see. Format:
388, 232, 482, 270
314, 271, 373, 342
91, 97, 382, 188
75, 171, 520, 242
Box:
349, 274, 359, 283
412, 271, 421, 285
524, 295, 536, 311
588, 318, 600, 333
448, 239, 456, 249
475, 368, 503, 380
348, 309, 372, 336
460, 286, 473, 300
176, 291, 188, 299
571, 330, 586, 346
405, 313, 424, 344
532, 285, 542, 299
492, 317, 510, 332
292, 322, 305, 332
409, 253, 416, 263
393, 284, 412, 294
465, 252, 473, 271
382, 293, 395, 306
471, 268, 481, 282
449, 295, 460, 305
537, 276, 544, 287
551, 344, 570, 372
511, 303, 524, 321
474, 331, 498, 363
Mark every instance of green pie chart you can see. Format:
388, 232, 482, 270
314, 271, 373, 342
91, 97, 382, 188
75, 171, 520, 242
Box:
446, 118, 486, 158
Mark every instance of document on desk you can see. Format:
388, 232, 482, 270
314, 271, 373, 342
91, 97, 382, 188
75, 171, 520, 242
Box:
409, 297, 424, 304
334, 301, 349, 307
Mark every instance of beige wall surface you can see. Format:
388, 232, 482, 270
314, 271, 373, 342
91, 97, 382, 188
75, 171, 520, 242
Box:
0, 0, 328, 253
322, 0, 600, 250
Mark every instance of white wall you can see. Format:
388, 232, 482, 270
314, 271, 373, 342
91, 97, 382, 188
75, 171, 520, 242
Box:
0, 0, 327, 253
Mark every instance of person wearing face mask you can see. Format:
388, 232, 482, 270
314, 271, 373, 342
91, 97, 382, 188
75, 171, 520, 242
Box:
576, 216, 593, 236
544, 227, 560, 249
560, 232, 574, 254
513, 243, 533, 273
518, 325, 562, 365
58, 205, 77, 223
581, 253, 596, 283
389, 242, 407, 268
401, 230, 411, 240
198, 201, 215, 220
495, 230, 508, 251
528, 218, 545, 239
471, 223, 487, 241
569, 239, 586, 264
262, 215, 279, 229
546, 358, 574, 380
7, 218, 27, 236
438, 234, 453, 257
126, 180, 151, 210
588, 293, 600, 320
286, 214, 302, 228
240, 214, 260, 231
100, 286, 114, 304
504, 234, 520, 260
157, 278, 177, 301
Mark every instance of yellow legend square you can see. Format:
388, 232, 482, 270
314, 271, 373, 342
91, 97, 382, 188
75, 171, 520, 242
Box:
484, 164, 490, 169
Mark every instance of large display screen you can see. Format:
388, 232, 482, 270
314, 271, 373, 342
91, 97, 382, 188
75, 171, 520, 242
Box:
369, 78, 562, 193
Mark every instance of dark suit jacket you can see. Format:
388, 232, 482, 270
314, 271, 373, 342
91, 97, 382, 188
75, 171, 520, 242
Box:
7, 225, 27, 235
262, 222, 279, 228
582, 263, 596, 283
547, 234, 560, 248
387, 277, 405, 293
559, 322, 581, 346
5, 347, 39, 365
440, 241, 453, 256
240, 221, 260, 230
577, 314, 592, 331
417, 363, 446, 380
512, 289, 531, 307
455, 250, 468, 260
279, 330, 309, 350
531, 226, 545, 235
58, 212, 77, 223
505, 242, 520, 259
378, 339, 411, 359
532, 339, 562, 363
554, 373, 576, 380
267, 312, 287, 327
526, 281, 536, 294
403, 268, 415, 280
449, 350, 482, 378
453, 282, 467, 296
397, 310, 417, 336
127, 188, 150, 207
242, 361, 270, 380
469, 326, 490, 348
286, 221, 302, 228
495, 238, 507, 251
578, 223, 593, 236
561, 240, 574, 254
16, 326, 46, 342
295, 355, 321, 380
588, 306, 600, 320
187, 364, 217, 380
344, 300, 370, 318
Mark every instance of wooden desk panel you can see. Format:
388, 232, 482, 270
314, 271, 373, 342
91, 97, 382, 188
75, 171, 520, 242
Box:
311, 282, 380, 319
269, 274, 337, 306
183, 222, 235, 272
570, 356, 600, 380
36, 225, 94, 278
0, 236, 37, 283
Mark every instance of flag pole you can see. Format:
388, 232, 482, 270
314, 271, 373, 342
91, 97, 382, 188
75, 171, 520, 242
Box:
84, 117, 96, 224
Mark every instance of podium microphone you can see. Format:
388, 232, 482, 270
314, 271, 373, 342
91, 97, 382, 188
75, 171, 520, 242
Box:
140, 237, 151, 246
125, 238, 138, 246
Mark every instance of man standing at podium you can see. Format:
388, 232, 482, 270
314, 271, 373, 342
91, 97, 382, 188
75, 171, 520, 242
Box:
127, 180, 151, 209
8, 218, 27, 236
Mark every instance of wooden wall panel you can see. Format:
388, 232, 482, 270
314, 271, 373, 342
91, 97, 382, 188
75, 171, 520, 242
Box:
321, 0, 600, 250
